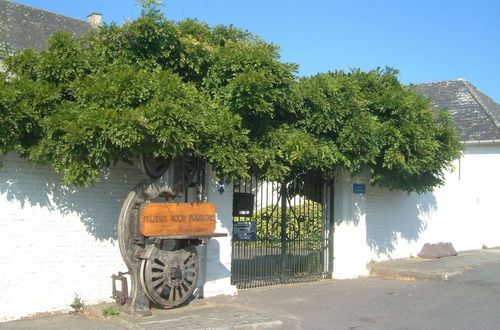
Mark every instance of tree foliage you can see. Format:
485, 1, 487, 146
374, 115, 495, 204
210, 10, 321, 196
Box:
247, 200, 324, 250
295, 69, 462, 192
0, 4, 461, 192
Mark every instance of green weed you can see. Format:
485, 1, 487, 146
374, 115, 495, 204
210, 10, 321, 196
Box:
102, 306, 121, 317
70, 294, 85, 314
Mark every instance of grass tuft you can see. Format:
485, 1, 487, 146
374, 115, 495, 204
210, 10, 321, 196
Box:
102, 306, 121, 317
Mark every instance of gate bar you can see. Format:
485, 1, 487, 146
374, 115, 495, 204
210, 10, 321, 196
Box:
328, 181, 335, 278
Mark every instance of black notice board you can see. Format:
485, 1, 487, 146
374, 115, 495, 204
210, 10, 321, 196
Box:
233, 192, 254, 217
233, 221, 257, 241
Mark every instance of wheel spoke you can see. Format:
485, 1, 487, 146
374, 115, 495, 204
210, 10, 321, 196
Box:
152, 267, 164, 273
142, 245, 198, 308
155, 280, 168, 293
181, 282, 190, 293
184, 272, 196, 280
166, 287, 173, 302
171, 286, 177, 302
151, 274, 164, 282
177, 286, 184, 299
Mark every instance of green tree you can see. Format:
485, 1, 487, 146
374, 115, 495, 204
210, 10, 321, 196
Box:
0, 5, 461, 192
294, 68, 462, 192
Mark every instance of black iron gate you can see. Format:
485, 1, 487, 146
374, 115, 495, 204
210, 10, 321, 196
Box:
231, 178, 333, 288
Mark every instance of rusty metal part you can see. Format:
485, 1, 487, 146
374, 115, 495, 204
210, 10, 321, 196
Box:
118, 179, 186, 316
117, 159, 205, 315
111, 272, 130, 305
140, 155, 171, 179
140, 244, 198, 308
172, 157, 199, 197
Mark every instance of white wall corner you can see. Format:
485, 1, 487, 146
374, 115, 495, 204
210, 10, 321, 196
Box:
333, 175, 371, 279
201, 167, 237, 297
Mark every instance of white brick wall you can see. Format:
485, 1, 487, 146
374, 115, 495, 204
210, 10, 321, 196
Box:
333, 144, 500, 278
8, 141, 498, 317
0, 153, 145, 321
0, 154, 236, 321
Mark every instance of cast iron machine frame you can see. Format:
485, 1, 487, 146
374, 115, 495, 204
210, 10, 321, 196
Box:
115, 157, 225, 316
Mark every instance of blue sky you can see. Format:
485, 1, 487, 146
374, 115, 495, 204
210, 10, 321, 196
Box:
12, 0, 500, 101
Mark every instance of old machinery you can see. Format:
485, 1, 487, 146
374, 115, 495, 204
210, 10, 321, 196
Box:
140, 244, 198, 308
115, 157, 225, 316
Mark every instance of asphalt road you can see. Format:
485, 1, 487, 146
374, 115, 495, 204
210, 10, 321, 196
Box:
229, 261, 500, 329
3, 260, 500, 330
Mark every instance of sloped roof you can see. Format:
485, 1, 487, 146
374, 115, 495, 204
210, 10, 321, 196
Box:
415, 79, 500, 142
0, 0, 92, 56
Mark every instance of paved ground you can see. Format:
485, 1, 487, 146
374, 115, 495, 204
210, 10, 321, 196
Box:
368, 247, 500, 280
3, 248, 500, 330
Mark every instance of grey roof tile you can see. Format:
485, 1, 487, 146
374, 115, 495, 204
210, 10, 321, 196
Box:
414, 79, 500, 141
0, 0, 92, 56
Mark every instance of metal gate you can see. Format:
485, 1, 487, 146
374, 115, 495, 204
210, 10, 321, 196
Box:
231, 178, 333, 288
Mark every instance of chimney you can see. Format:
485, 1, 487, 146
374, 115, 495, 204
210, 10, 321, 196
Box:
87, 13, 102, 28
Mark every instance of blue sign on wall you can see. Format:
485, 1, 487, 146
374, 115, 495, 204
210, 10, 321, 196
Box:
353, 184, 366, 194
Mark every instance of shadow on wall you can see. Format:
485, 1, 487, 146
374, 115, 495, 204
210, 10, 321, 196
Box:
365, 189, 437, 257
204, 239, 231, 282
0, 154, 143, 241
192, 173, 235, 296
334, 182, 363, 227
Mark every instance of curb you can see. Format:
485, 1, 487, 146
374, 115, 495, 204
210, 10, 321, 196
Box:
368, 265, 466, 281
367, 249, 500, 281
86, 303, 284, 330
136, 319, 284, 330
202, 320, 284, 329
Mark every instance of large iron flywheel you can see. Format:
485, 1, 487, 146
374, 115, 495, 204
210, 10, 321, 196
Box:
140, 244, 198, 308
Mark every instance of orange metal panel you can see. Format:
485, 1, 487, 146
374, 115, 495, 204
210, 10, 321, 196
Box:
140, 203, 216, 237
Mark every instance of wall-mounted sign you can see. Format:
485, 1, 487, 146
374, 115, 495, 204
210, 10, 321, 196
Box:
233, 193, 255, 217
353, 184, 366, 194
140, 203, 216, 236
233, 221, 257, 241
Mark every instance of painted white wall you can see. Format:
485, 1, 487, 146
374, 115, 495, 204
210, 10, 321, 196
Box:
333, 175, 371, 278
0, 153, 144, 321
0, 154, 236, 321
333, 144, 500, 279
201, 168, 237, 297
4, 141, 498, 317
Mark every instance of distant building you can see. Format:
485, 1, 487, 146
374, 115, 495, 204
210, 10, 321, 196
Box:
416, 79, 500, 143
0, 0, 99, 59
